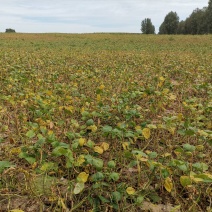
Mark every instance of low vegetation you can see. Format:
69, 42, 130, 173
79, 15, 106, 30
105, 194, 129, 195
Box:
0, 33, 211, 211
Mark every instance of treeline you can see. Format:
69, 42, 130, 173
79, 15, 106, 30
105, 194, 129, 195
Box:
141, 0, 212, 34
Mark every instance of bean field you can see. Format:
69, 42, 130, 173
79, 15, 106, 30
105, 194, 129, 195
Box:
0, 33, 211, 211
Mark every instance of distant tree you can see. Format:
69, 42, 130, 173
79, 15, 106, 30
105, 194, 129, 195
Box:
5, 28, 16, 33
159, 22, 167, 34
184, 8, 207, 34
159, 11, 179, 34
141, 18, 155, 34
207, 0, 212, 33
177, 21, 186, 34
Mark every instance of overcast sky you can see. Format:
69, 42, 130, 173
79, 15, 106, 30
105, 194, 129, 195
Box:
0, 0, 209, 33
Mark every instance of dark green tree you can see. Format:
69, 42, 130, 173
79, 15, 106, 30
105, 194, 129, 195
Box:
5, 28, 16, 33
159, 22, 167, 34
159, 11, 179, 34
141, 18, 155, 34
177, 21, 186, 34
184, 8, 207, 34
207, 0, 212, 33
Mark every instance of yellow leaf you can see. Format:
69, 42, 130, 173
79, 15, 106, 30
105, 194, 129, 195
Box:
101, 142, 109, 151
198, 130, 208, 137
97, 94, 101, 102
126, 187, 136, 195
10, 147, 21, 155
162, 153, 171, 157
169, 93, 177, 101
136, 155, 148, 162
48, 130, 54, 135
159, 76, 165, 82
99, 84, 105, 90
87, 125, 97, 132
162, 88, 169, 94
147, 124, 157, 129
81, 107, 85, 113
135, 125, 141, 131
46, 90, 52, 96
191, 177, 204, 183
168, 127, 175, 135
79, 138, 86, 146
164, 177, 173, 192
196, 145, 204, 151
77, 172, 89, 183
48, 196, 57, 202
64, 106, 74, 113
158, 77, 165, 88
94, 146, 104, 154
177, 113, 184, 121
122, 142, 130, 150
125, 106, 130, 110
75, 155, 85, 166
31, 162, 37, 169
142, 128, 150, 139
10, 210, 24, 212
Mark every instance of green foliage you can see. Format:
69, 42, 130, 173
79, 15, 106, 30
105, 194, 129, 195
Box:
0, 33, 211, 211
0, 161, 15, 173
208, 0, 212, 33
159, 0, 212, 35
159, 11, 179, 34
141, 18, 155, 34
5, 28, 16, 33
182, 8, 208, 35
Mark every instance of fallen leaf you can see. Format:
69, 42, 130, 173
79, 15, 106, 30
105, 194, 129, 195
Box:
142, 128, 151, 139
94, 146, 104, 154
126, 187, 136, 195
77, 172, 89, 183
164, 177, 173, 192
101, 142, 110, 151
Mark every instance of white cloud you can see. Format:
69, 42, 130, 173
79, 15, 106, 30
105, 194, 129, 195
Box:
0, 0, 209, 33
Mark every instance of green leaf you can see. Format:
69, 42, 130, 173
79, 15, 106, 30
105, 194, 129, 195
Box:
132, 150, 148, 158
85, 155, 103, 170
148, 152, 158, 159
0, 161, 14, 173
193, 173, 212, 183
92, 158, 104, 170
52, 146, 67, 156
136, 196, 144, 204
25, 157, 36, 164
180, 176, 192, 187
86, 119, 94, 126
98, 195, 110, 203
26, 130, 36, 138
86, 140, 95, 148
148, 192, 161, 203
40, 162, 57, 172
0, 137, 5, 143
177, 164, 188, 172
66, 159, 73, 168
192, 162, 208, 172
73, 182, 85, 194
183, 144, 196, 152
102, 125, 112, 133
91, 172, 105, 182
112, 191, 122, 202
107, 160, 116, 168
109, 172, 120, 181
